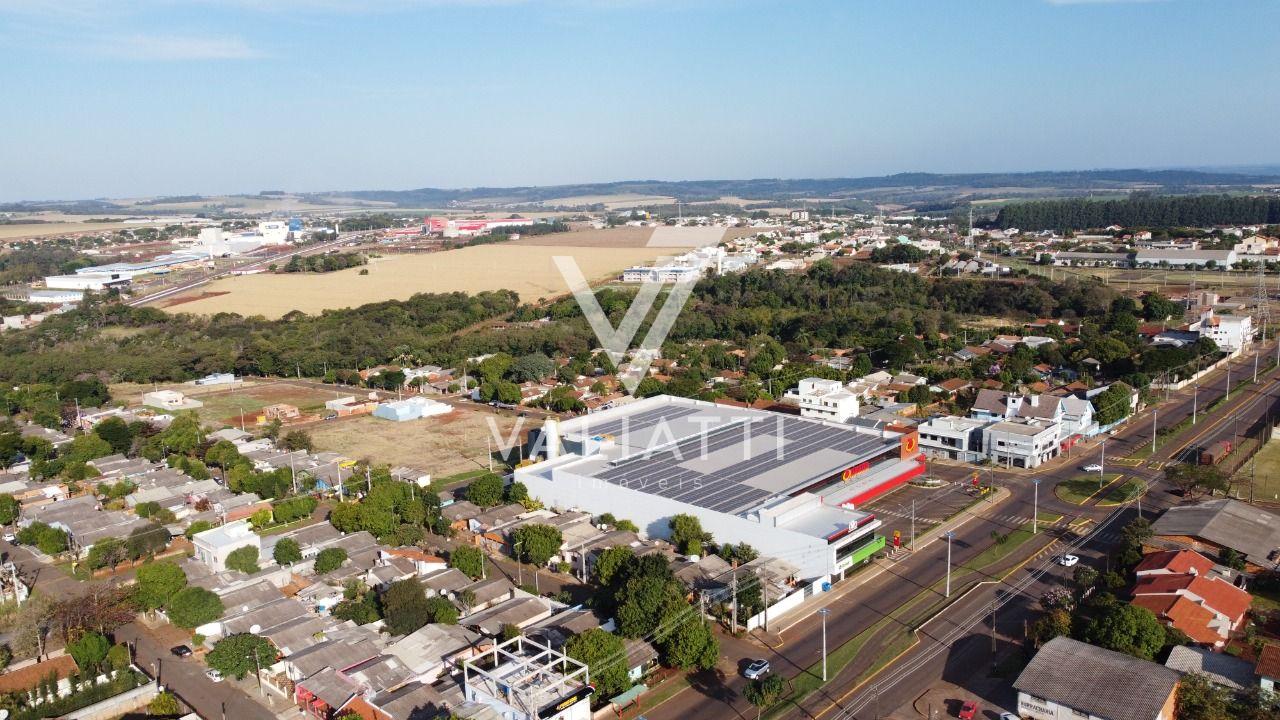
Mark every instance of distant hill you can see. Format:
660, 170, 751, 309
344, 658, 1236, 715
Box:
5, 168, 1279, 214
308, 168, 1280, 210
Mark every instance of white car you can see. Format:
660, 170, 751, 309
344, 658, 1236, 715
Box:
1081, 464, 1103, 473
743, 659, 770, 680
2, 533, 14, 543
205, 669, 223, 683
1058, 554, 1080, 567
999, 714, 1020, 720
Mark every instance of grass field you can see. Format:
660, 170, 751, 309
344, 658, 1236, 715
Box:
308, 410, 524, 478
165, 243, 675, 317
1055, 473, 1122, 504
1098, 478, 1145, 506
1236, 438, 1280, 503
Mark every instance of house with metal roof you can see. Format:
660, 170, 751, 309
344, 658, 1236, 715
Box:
1014, 637, 1180, 720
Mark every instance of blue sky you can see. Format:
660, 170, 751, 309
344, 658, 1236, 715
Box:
1, 0, 1277, 201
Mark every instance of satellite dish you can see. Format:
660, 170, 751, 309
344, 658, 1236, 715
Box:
249, 624, 261, 634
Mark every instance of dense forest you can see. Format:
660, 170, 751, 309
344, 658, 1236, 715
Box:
994, 194, 1280, 231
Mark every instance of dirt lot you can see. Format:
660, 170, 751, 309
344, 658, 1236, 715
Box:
308, 409, 527, 477
163, 243, 676, 317
111, 380, 349, 428
0, 221, 163, 240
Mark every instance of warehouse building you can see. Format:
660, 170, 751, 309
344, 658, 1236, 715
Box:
517, 395, 924, 581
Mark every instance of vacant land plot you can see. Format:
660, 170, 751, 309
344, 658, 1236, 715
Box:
111, 380, 347, 428
165, 243, 676, 317
1236, 438, 1280, 503
0, 221, 162, 240
309, 410, 525, 478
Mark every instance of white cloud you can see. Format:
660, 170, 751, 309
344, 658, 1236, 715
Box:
91, 34, 263, 60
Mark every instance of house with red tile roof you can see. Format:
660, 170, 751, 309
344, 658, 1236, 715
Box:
1130, 556, 1251, 648
1134, 549, 1215, 578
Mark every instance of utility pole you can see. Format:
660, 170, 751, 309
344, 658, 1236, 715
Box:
990, 598, 998, 655
819, 608, 830, 682
1151, 408, 1158, 455
762, 579, 769, 633
1100, 439, 1107, 489
515, 541, 523, 587
730, 560, 739, 634
945, 531, 955, 598
1032, 479, 1040, 534
910, 499, 916, 552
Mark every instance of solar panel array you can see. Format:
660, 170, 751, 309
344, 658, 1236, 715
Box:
594, 413, 892, 514
573, 404, 700, 440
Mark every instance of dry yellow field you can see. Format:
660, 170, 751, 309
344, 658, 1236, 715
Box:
165, 243, 674, 318
0, 221, 161, 240
309, 411, 524, 478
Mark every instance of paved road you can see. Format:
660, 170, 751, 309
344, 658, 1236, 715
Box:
639, 341, 1280, 720
118, 622, 278, 720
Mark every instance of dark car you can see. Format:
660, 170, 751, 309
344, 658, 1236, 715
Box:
170, 645, 193, 658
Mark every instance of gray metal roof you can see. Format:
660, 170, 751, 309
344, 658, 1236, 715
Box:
1164, 645, 1256, 690
1014, 638, 1180, 720
1152, 498, 1280, 566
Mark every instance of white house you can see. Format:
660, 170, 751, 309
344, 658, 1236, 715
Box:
786, 377, 860, 423
192, 520, 262, 572
142, 390, 203, 411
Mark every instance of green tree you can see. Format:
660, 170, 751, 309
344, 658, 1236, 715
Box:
668, 514, 708, 555
656, 601, 719, 670
273, 538, 302, 566
93, 417, 134, 455
424, 596, 459, 625
1093, 382, 1133, 427
564, 628, 629, 700
382, 578, 431, 635
66, 631, 110, 672
1031, 608, 1072, 647
314, 547, 348, 574
465, 474, 505, 507
135, 560, 188, 612
449, 545, 485, 580
184, 520, 213, 540
1175, 672, 1232, 720
148, 690, 181, 716
512, 523, 562, 567
744, 675, 786, 720
617, 575, 682, 638
87, 538, 127, 571
225, 546, 260, 574
280, 430, 313, 452
125, 523, 169, 561
167, 587, 224, 628
592, 546, 635, 589
206, 634, 275, 680
1082, 603, 1167, 660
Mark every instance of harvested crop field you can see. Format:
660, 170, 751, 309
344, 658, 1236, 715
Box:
163, 243, 676, 318
308, 410, 526, 478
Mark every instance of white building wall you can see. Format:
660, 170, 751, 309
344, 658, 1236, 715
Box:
517, 463, 835, 580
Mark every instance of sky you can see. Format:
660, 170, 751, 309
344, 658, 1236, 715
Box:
1, 0, 1278, 202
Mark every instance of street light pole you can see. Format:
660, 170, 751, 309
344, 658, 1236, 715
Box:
818, 608, 830, 682
1151, 408, 1158, 454
910, 499, 916, 552
945, 531, 955, 598
514, 541, 523, 587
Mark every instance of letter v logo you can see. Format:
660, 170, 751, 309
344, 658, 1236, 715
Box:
553, 256, 698, 395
